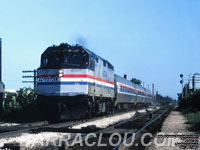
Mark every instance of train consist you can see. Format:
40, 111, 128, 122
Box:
36, 43, 152, 119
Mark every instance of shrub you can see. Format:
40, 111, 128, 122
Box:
178, 90, 200, 111
2, 88, 37, 113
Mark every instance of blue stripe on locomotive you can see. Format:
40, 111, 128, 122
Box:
38, 81, 114, 90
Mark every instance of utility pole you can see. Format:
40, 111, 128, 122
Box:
152, 83, 155, 104
185, 83, 188, 98
0, 38, 5, 113
147, 84, 151, 90
22, 70, 37, 92
143, 81, 147, 88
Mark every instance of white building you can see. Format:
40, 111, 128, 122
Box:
189, 73, 200, 90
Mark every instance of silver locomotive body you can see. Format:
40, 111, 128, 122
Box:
36, 43, 115, 119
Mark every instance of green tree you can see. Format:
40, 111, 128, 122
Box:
178, 90, 200, 111
2, 88, 37, 113
130, 78, 142, 85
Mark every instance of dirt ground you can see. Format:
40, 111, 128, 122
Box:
145, 110, 199, 150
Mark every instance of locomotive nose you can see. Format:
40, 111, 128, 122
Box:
37, 69, 89, 96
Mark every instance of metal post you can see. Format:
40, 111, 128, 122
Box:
33, 69, 37, 92
0, 38, 5, 113
22, 70, 37, 92
185, 82, 188, 98
181, 78, 184, 99
0, 38, 2, 82
147, 84, 150, 90
152, 83, 154, 103
143, 81, 147, 88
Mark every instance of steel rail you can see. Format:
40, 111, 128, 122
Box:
0, 121, 49, 131
113, 108, 169, 150
1, 106, 157, 149
0, 120, 80, 139
38, 108, 152, 150
64, 106, 168, 150
49, 108, 158, 149
0, 108, 144, 140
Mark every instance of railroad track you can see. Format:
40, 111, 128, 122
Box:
40, 105, 172, 150
0, 106, 166, 150
0, 120, 82, 139
63, 106, 171, 150
0, 117, 97, 139
0, 121, 49, 133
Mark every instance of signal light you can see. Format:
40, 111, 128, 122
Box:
58, 70, 63, 77
180, 80, 183, 84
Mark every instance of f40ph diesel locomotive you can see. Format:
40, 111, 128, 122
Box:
36, 43, 152, 119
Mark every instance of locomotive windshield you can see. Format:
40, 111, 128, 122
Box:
41, 49, 89, 69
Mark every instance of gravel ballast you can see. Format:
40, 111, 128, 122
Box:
0, 109, 146, 148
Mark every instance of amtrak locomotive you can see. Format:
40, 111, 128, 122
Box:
36, 43, 152, 119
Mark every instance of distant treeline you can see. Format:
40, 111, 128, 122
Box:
155, 94, 174, 106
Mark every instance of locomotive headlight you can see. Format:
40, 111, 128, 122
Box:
58, 70, 63, 77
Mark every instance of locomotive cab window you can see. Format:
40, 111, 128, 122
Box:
42, 56, 48, 67
41, 49, 89, 69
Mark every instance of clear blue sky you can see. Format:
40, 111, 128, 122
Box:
0, 0, 200, 99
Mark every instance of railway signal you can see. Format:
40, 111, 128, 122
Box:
180, 74, 184, 99
22, 70, 37, 91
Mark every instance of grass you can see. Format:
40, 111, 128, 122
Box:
184, 111, 200, 133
